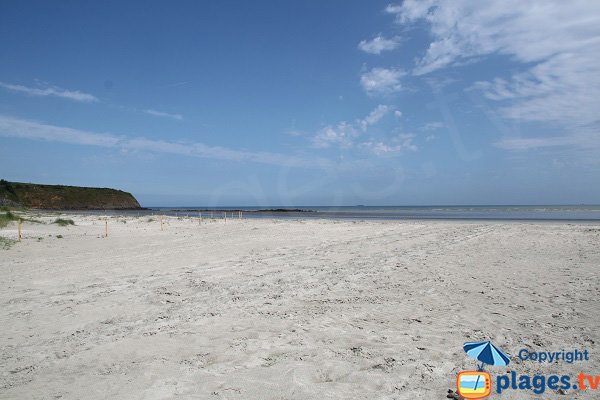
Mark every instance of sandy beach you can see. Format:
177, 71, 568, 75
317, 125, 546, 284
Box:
1, 215, 599, 399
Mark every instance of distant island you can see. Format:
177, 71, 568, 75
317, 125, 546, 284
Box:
0, 180, 141, 210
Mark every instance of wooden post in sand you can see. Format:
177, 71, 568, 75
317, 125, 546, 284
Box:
18, 219, 22, 241
105, 220, 108, 238
161, 216, 164, 231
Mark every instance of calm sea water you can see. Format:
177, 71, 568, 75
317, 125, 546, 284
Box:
76, 205, 600, 221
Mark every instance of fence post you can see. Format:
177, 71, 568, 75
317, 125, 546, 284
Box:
18, 219, 22, 241
105, 219, 108, 238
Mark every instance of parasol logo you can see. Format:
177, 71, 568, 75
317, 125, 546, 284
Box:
456, 341, 510, 399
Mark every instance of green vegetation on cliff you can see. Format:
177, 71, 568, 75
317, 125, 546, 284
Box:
0, 180, 141, 210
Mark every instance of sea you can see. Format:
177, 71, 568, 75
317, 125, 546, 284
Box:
72, 205, 600, 222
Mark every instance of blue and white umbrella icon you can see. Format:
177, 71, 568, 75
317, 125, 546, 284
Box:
463, 341, 511, 370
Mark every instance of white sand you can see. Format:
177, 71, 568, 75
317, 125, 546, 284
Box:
1, 215, 599, 399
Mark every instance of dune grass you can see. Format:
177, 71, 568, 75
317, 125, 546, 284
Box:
24, 217, 44, 224
53, 218, 75, 226
0, 211, 19, 228
0, 210, 46, 228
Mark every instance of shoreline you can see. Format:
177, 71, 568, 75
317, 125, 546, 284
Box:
13, 209, 600, 223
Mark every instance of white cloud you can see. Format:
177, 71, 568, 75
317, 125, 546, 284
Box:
358, 35, 401, 54
0, 81, 98, 103
0, 81, 189, 123
0, 115, 331, 168
313, 105, 393, 148
310, 105, 415, 156
359, 104, 390, 131
422, 121, 444, 131
361, 134, 417, 155
143, 109, 183, 121
386, 1, 439, 22
384, 4, 404, 14
360, 67, 405, 95
494, 131, 599, 151
155, 80, 190, 89
312, 122, 359, 149
388, 0, 600, 150
0, 115, 119, 146
394, 110, 403, 118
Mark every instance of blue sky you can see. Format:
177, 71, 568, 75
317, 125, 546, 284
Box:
1, 0, 599, 206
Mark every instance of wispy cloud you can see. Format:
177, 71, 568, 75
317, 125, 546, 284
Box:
494, 131, 600, 151
311, 105, 413, 155
360, 67, 405, 95
360, 134, 417, 155
359, 104, 391, 131
155, 80, 191, 89
0, 81, 98, 103
313, 105, 393, 148
312, 122, 359, 149
0, 115, 331, 168
422, 121, 444, 131
358, 35, 401, 55
143, 109, 183, 121
387, 0, 600, 150
0, 80, 185, 121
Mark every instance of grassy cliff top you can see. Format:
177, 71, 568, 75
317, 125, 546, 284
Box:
0, 180, 142, 210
